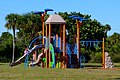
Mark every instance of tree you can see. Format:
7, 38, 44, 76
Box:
5, 13, 20, 62
105, 33, 120, 62
0, 32, 13, 62
104, 24, 111, 32
16, 12, 42, 45
0, 32, 21, 62
55, 12, 109, 42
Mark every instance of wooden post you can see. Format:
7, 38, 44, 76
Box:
60, 25, 63, 50
63, 24, 66, 68
49, 23, 51, 68
60, 25, 62, 68
42, 14, 45, 44
102, 38, 105, 68
56, 34, 58, 47
60, 37, 61, 50
76, 20, 80, 61
46, 24, 48, 68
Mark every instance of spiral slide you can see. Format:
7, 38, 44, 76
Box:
10, 44, 45, 67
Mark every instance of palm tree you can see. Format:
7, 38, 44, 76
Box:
5, 13, 19, 62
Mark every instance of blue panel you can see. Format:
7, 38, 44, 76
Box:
44, 8, 53, 12
66, 43, 72, 55
34, 11, 44, 15
58, 37, 61, 48
69, 15, 79, 18
73, 16, 83, 20
74, 43, 77, 54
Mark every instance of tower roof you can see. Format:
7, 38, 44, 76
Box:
45, 14, 66, 24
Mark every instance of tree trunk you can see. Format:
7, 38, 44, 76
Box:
12, 26, 15, 63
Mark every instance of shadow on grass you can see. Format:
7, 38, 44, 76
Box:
113, 78, 120, 80
85, 65, 102, 67
85, 64, 102, 68
84, 63, 102, 69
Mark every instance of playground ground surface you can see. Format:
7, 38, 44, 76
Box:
0, 63, 120, 80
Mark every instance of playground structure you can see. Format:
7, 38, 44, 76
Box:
45, 14, 66, 68
9, 9, 110, 69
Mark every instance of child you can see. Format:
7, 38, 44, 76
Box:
32, 43, 37, 61
24, 45, 29, 55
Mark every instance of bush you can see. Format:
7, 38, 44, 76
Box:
89, 52, 102, 63
113, 54, 120, 62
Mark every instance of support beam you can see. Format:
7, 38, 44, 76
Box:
63, 24, 66, 57
60, 25, 63, 68
46, 24, 48, 68
60, 37, 61, 50
63, 24, 66, 68
42, 14, 45, 44
49, 23, 51, 68
76, 20, 80, 60
56, 34, 58, 47
102, 38, 105, 68
60, 25, 63, 50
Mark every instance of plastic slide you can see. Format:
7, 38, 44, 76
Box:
29, 43, 55, 68
10, 44, 45, 67
9, 53, 27, 67
49, 43, 55, 68
29, 53, 44, 66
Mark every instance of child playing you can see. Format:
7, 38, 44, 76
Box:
32, 43, 37, 61
24, 45, 29, 55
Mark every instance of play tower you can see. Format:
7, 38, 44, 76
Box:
45, 14, 66, 68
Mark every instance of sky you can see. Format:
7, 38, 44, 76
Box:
0, 0, 120, 36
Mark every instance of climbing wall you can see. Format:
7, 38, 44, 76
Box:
105, 52, 114, 68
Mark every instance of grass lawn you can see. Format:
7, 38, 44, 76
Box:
0, 63, 120, 80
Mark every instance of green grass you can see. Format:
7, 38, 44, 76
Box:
0, 63, 120, 80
